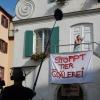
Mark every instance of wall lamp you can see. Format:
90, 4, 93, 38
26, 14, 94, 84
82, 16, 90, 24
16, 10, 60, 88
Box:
8, 29, 19, 40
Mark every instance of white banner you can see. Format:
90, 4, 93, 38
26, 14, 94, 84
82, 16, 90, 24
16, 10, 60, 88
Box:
49, 51, 93, 84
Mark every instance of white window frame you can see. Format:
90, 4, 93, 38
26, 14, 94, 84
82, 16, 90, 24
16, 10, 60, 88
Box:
33, 28, 51, 54
70, 23, 93, 52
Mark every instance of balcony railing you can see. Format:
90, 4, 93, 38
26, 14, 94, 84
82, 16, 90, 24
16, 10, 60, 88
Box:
50, 42, 100, 54
30, 42, 100, 62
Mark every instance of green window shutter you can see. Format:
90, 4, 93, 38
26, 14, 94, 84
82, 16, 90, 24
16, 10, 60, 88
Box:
50, 27, 59, 53
24, 31, 33, 57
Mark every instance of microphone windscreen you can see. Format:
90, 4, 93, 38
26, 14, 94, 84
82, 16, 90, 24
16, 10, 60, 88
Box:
54, 8, 63, 21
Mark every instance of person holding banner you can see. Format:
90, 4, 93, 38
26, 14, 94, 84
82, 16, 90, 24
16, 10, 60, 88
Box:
74, 35, 83, 52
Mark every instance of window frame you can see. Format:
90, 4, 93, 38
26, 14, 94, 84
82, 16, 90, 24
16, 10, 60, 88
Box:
24, 27, 59, 57
70, 23, 93, 52
1, 15, 8, 28
34, 28, 51, 54
0, 39, 8, 53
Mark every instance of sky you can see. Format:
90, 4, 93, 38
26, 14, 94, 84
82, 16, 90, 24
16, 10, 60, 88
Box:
0, 0, 18, 16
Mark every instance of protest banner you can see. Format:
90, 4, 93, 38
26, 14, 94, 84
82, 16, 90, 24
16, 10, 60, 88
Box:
49, 51, 93, 84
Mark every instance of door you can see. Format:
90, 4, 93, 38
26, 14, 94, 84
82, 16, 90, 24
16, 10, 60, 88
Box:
57, 84, 84, 100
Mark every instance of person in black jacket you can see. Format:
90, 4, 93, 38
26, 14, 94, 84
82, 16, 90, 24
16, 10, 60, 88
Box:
0, 78, 5, 95
1, 68, 36, 100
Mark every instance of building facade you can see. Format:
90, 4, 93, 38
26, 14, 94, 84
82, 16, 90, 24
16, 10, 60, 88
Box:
13, 0, 100, 100
0, 6, 14, 86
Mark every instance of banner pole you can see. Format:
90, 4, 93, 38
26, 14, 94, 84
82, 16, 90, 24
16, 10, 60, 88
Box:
32, 21, 56, 91
32, 8, 63, 92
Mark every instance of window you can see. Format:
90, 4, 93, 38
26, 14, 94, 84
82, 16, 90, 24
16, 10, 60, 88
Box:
70, 23, 93, 52
34, 29, 51, 54
1, 15, 8, 28
0, 66, 4, 80
24, 27, 59, 57
0, 39, 8, 53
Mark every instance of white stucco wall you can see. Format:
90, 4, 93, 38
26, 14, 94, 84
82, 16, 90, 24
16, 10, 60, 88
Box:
13, 0, 100, 21
12, 0, 100, 100
13, 12, 100, 100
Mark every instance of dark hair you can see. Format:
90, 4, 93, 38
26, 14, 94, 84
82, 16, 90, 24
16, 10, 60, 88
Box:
10, 68, 25, 81
0, 80, 5, 86
76, 35, 80, 38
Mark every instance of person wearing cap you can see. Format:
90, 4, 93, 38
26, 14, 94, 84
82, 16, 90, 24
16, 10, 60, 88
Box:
1, 68, 36, 100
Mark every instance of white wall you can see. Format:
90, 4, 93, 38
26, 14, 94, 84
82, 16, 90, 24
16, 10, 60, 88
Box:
13, 12, 100, 100
13, 0, 100, 21
13, 13, 100, 65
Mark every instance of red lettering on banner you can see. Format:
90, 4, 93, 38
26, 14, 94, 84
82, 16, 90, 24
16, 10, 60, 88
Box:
51, 67, 84, 78
67, 72, 72, 78
80, 54, 86, 60
68, 56, 74, 62
55, 53, 86, 64
59, 63, 73, 69
73, 55, 79, 62
51, 69, 65, 78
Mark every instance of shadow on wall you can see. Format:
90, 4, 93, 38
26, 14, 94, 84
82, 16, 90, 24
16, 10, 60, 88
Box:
22, 57, 100, 100
81, 0, 97, 10
22, 51, 100, 100
94, 68, 100, 84
93, 42, 100, 58
33, 70, 100, 100
32, 68, 100, 100
24, 59, 41, 67
33, 84, 58, 100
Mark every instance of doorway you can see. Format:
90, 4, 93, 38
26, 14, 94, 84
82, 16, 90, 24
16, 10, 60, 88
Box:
57, 84, 84, 100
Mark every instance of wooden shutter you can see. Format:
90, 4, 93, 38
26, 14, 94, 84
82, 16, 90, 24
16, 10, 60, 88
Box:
50, 27, 59, 53
24, 31, 33, 57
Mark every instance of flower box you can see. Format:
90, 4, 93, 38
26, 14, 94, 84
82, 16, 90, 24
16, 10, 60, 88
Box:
31, 53, 47, 61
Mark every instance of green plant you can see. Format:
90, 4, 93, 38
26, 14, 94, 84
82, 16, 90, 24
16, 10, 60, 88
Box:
39, 53, 47, 59
31, 53, 47, 61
